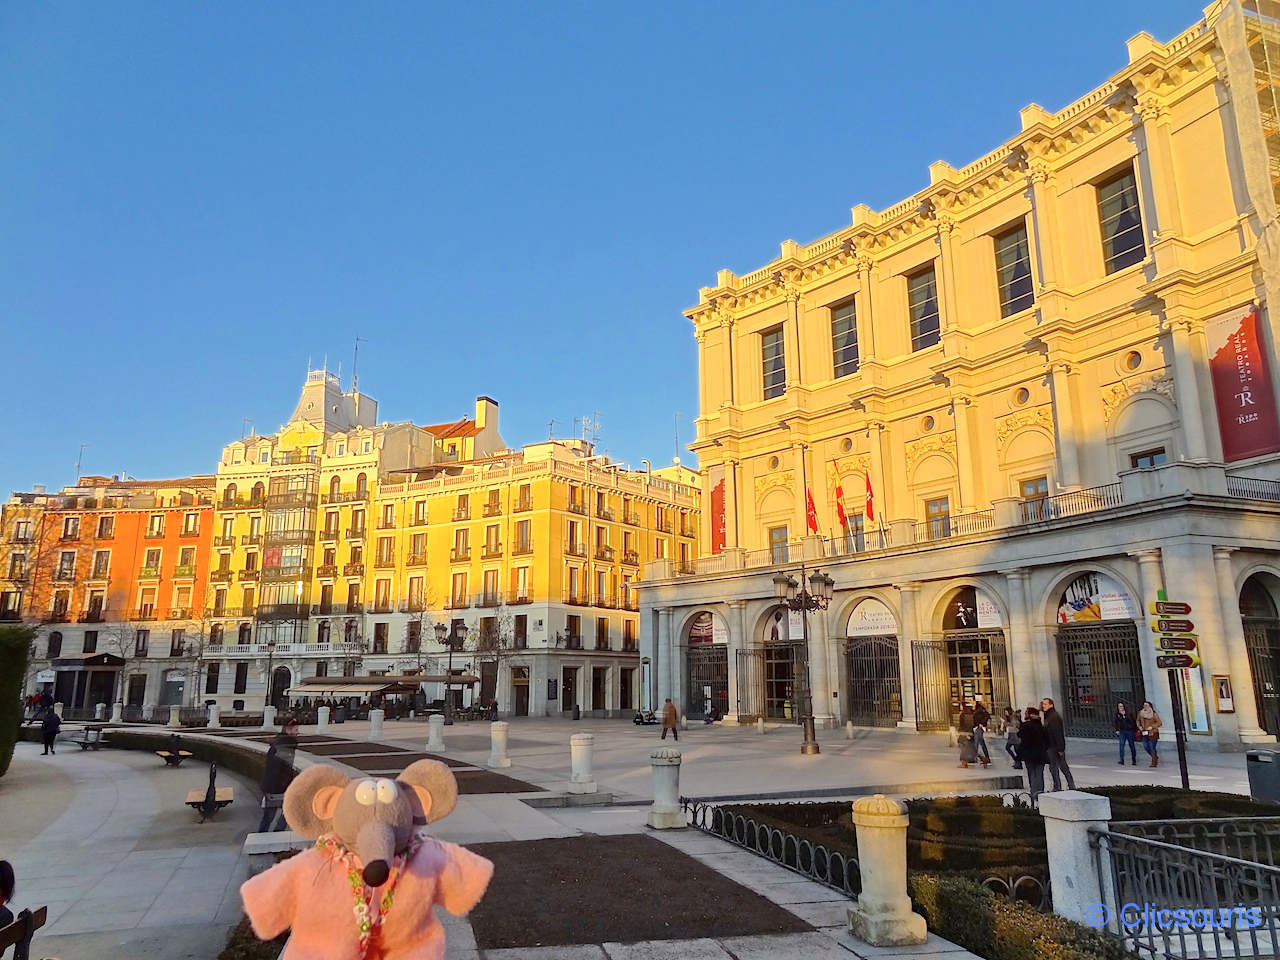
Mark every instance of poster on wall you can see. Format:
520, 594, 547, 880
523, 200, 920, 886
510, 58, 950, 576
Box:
1207, 305, 1280, 462
846, 598, 897, 636
712, 615, 729, 645
1057, 572, 1137, 623
708, 465, 726, 555
765, 607, 805, 642
1179, 666, 1210, 734
687, 612, 728, 644
943, 586, 1003, 630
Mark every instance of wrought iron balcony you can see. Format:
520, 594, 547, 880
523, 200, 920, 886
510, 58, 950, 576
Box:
445, 595, 471, 609
317, 564, 339, 578
622, 639, 638, 652
567, 501, 587, 516
78, 608, 106, 623
207, 605, 254, 618
595, 593, 617, 609
562, 633, 583, 650
95, 526, 115, 540
368, 603, 394, 614
173, 564, 197, 578
0, 609, 24, 621
138, 565, 161, 580
272, 452, 319, 465
167, 607, 191, 620
213, 535, 236, 547
563, 591, 588, 606
565, 542, 587, 558
406, 552, 428, 566
345, 527, 367, 540
320, 527, 340, 541
8, 534, 34, 544
513, 498, 533, 513
2, 570, 29, 583
482, 543, 503, 559
596, 506, 615, 522
409, 515, 429, 527
343, 562, 365, 577
265, 491, 317, 509
512, 541, 533, 556
135, 607, 157, 621
452, 507, 471, 521
321, 490, 368, 504
622, 550, 640, 566
238, 569, 260, 582
87, 567, 109, 581
143, 528, 165, 539
53, 569, 76, 582
261, 564, 310, 582
450, 547, 471, 562
622, 512, 641, 526
179, 526, 200, 538
373, 557, 396, 569
482, 503, 502, 517
476, 592, 502, 608
311, 602, 363, 616
377, 519, 396, 530
509, 594, 532, 605
594, 545, 615, 562
241, 533, 263, 546
656, 518, 673, 533
59, 531, 81, 542
219, 495, 266, 511
399, 600, 428, 613
43, 609, 69, 624
210, 570, 233, 583
257, 602, 309, 621
623, 595, 639, 611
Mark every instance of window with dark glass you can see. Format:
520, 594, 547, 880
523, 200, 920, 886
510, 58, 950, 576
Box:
47, 631, 62, 658
924, 497, 951, 540
82, 630, 97, 654
768, 525, 789, 564
205, 663, 219, 694
1129, 448, 1167, 469
234, 662, 248, 694
1097, 167, 1145, 273
1020, 475, 1050, 521
831, 302, 859, 378
994, 222, 1034, 317
908, 266, 940, 350
134, 629, 149, 657
761, 327, 786, 399
373, 622, 388, 654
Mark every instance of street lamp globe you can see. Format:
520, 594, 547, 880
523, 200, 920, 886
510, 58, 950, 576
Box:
433, 622, 448, 644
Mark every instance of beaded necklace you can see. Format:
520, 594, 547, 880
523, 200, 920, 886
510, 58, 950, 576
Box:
315, 832, 424, 958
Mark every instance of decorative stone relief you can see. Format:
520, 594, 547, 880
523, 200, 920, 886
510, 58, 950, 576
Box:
995, 408, 1056, 450
827, 455, 871, 494
754, 471, 794, 503
904, 433, 956, 474
1101, 374, 1175, 422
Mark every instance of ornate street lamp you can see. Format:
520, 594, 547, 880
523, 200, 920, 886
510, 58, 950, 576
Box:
434, 621, 453, 725
772, 564, 835, 755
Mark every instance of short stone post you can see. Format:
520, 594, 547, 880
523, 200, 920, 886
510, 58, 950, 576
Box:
369, 708, 384, 739
847, 794, 927, 947
167, 706, 183, 728
647, 748, 684, 829
568, 732, 597, 794
262, 705, 277, 730
756, 717, 765, 734
142, 703, 155, 721
488, 721, 511, 768
1039, 791, 1113, 928
54, 702, 64, 718
317, 705, 330, 731
94, 702, 106, 720
680, 715, 688, 730
427, 714, 446, 750
845, 721, 854, 740
110, 701, 123, 723
207, 703, 221, 728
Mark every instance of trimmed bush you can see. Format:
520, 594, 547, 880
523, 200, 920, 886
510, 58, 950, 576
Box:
909, 873, 1137, 960
0, 625, 35, 778
1090, 784, 1280, 820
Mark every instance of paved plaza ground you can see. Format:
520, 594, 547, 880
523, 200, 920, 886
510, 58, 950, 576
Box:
0, 716, 1260, 960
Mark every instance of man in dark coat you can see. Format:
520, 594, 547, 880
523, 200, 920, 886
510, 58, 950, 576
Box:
257, 716, 299, 832
40, 710, 61, 755
1040, 697, 1076, 791
1019, 707, 1050, 800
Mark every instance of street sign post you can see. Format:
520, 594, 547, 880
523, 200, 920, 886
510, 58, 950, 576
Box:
1154, 591, 1191, 790
1149, 601, 1192, 616
1152, 618, 1195, 633
1157, 637, 1198, 652
1156, 653, 1201, 669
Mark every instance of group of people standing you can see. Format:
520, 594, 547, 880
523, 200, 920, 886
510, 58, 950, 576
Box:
978, 697, 1163, 800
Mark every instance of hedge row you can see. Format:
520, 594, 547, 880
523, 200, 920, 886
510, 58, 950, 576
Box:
0, 625, 35, 777
104, 729, 273, 786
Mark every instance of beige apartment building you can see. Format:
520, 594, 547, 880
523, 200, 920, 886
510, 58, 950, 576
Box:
640, 2, 1280, 749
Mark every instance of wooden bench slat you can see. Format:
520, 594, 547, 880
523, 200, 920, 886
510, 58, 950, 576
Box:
185, 787, 234, 803
0, 905, 48, 950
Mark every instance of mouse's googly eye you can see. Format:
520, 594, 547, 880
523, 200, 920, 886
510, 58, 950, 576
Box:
376, 779, 397, 804
355, 780, 376, 806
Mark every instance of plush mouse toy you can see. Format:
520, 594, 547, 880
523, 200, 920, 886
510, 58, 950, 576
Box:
241, 759, 493, 960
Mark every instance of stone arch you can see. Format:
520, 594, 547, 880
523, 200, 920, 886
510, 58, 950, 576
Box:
270, 664, 292, 709
1234, 559, 1280, 598
923, 578, 1009, 634
1110, 392, 1177, 438
754, 603, 800, 645
329, 475, 341, 498
911, 452, 956, 489
834, 591, 901, 636
1036, 562, 1142, 627
1000, 426, 1055, 468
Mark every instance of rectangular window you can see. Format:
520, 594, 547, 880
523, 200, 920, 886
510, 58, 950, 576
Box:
134, 629, 150, 657
205, 663, 219, 694
97, 516, 114, 539
1097, 167, 1145, 273
91, 550, 109, 578
515, 519, 531, 553
377, 536, 394, 563
145, 548, 161, 568
315, 659, 328, 677
925, 497, 951, 541
62, 517, 80, 539
82, 630, 97, 654
831, 302, 859, 378
380, 503, 394, 527
373, 622, 388, 654
768, 525, 789, 564
413, 500, 427, 524
182, 512, 199, 535
1129, 448, 1167, 469
407, 576, 424, 608
374, 579, 391, 610
170, 629, 185, 657
514, 566, 529, 601
147, 514, 164, 536
406, 620, 421, 653
57, 551, 75, 580
482, 569, 499, 604
994, 221, 1034, 317
234, 662, 248, 694
1020, 475, 1050, 522
515, 614, 528, 648
761, 327, 786, 399
517, 484, 532, 510
654, 538, 666, 559
451, 572, 468, 606
907, 266, 941, 351
596, 617, 609, 649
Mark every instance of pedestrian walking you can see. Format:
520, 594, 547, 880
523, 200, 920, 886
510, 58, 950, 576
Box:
258, 715, 299, 832
1040, 697, 1075, 790
40, 709, 61, 755
1137, 700, 1162, 767
661, 698, 679, 741
1114, 701, 1138, 765
1003, 707, 1022, 769
1019, 707, 1049, 801
971, 698, 991, 766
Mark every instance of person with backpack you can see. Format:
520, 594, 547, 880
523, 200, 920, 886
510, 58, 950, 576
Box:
40, 709, 61, 755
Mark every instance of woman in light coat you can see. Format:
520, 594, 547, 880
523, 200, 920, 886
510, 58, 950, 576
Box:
1137, 700, 1161, 767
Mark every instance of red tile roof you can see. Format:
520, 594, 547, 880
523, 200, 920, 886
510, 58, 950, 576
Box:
421, 418, 480, 440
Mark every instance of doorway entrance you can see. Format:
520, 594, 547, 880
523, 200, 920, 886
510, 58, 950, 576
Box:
685, 644, 728, 719
843, 636, 902, 727
913, 631, 1009, 730
1242, 575, 1280, 736
561, 666, 577, 712
512, 667, 530, 716
619, 667, 634, 711
127, 674, 147, 707
271, 666, 291, 709
1055, 621, 1145, 738
591, 667, 607, 712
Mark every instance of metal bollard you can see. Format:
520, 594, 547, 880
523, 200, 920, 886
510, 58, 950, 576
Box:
568, 732, 597, 794
647, 748, 684, 829
488, 721, 511, 768
427, 714, 446, 750
369, 708, 384, 739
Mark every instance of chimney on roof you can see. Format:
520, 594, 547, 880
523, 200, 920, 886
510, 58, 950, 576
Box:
475, 396, 498, 432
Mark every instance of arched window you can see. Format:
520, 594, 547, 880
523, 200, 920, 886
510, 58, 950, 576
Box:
47, 631, 62, 658
251, 482, 265, 504
222, 484, 237, 506
329, 476, 341, 499
355, 473, 368, 496
238, 622, 252, 644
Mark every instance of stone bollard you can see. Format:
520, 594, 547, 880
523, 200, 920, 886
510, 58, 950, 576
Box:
488, 721, 512, 768
680, 715, 688, 730
168, 706, 183, 728
317, 705, 330, 731
646, 747, 684, 829
54, 702, 64, 718
94, 702, 106, 720
369, 708, 384, 739
568, 732, 597, 794
756, 717, 765, 735
207, 704, 221, 728
1039, 791, 1114, 928
110, 701, 123, 723
845, 721, 854, 740
427, 714, 446, 750
262, 705, 277, 730
847, 794, 927, 947
142, 703, 155, 721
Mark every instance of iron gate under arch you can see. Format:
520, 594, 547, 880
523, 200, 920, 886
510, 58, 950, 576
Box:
913, 631, 1009, 731
736, 641, 806, 723
843, 635, 903, 727
684, 643, 728, 720
1055, 620, 1145, 739
1245, 617, 1280, 736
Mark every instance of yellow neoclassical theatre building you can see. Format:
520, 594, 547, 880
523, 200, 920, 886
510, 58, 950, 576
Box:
640, 2, 1280, 749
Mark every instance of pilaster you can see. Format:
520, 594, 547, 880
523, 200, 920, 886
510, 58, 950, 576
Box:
897, 583, 920, 729
1213, 546, 1271, 743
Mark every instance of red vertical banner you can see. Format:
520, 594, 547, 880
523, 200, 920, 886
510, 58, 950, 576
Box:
1208, 305, 1280, 461
708, 464, 726, 555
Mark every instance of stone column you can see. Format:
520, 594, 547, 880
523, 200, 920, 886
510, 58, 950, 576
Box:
656, 607, 674, 707
142, 703, 154, 721
262, 704, 277, 730
568, 732, 597, 794
167, 706, 183, 728
207, 703, 221, 729
1002, 569, 1033, 709
809, 605, 834, 728
1132, 550, 1175, 725
368, 708, 384, 739
1024, 156, 1062, 289
426, 713, 445, 750
855, 255, 877, 360
724, 601, 745, 725
1048, 361, 1082, 489
951, 395, 977, 510
896, 584, 920, 729
110, 701, 123, 723
488, 720, 511, 768
1214, 547, 1270, 741
647, 748, 684, 829
934, 215, 959, 334
1039, 791, 1113, 928
1167, 317, 1210, 461
1134, 92, 1183, 238
846, 795, 927, 946
317, 705, 330, 731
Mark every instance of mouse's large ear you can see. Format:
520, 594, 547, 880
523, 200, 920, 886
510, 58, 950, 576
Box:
283, 764, 349, 838
397, 759, 458, 823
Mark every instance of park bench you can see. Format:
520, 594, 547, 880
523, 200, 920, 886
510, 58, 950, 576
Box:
0, 905, 48, 960
155, 749, 193, 767
67, 726, 104, 751
185, 786, 235, 821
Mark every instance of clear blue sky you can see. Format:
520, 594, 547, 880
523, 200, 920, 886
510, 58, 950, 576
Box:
0, 1, 1208, 495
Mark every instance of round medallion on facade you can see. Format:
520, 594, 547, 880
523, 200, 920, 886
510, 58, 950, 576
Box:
769, 455, 780, 469
1014, 387, 1030, 406
922, 415, 935, 432
1125, 350, 1142, 370
841, 438, 853, 453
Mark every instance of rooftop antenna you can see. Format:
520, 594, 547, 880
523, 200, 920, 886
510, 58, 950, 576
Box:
75, 443, 88, 481
243, 418, 253, 439
352, 336, 367, 392
674, 412, 682, 462
547, 418, 556, 439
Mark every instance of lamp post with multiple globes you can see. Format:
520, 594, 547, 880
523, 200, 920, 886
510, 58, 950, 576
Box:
772, 563, 835, 756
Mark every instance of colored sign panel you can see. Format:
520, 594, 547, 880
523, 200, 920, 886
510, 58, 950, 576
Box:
1058, 572, 1138, 623
1207, 305, 1280, 462
846, 598, 897, 637
1158, 653, 1200, 669
1157, 636, 1198, 652
1149, 601, 1191, 616
1153, 618, 1194, 633
708, 465, 726, 555
1180, 666, 1210, 733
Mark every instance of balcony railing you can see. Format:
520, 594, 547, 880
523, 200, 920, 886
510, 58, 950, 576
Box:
135, 608, 157, 621
1228, 475, 1280, 501
482, 503, 502, 517
265, 492, 318, 509
445, 596, 471, 609
452, 507, 471, 521
567, 501, 587, 516
476, 592, 502, 608
317, 564, 338, 578
264, 529, 315, 545
86, 566, 109, 581
321, 490, 368, 504
595, 593, 617, 609
450, 548, 471, 562
622, 512, 641, 526
0, 610, 24, 622
594, 637, 611, 651
656, 518, 673, 533
512, 541, 533, 556
220, 495, 266, 511
143, 528, 165, 539
622, 550, 640, 566
173, 564, 197, 578
346, 527, 367, 540
377, 519, 396, 529
509, 594, 532, 605
44, 609, 70, 624
513, 498, 533, 513
566, 542, 587, 558
481, 543, 503, 559
406, 552, 428, 566
373, 557, 396, 569
320, 527, 340, 541
257, 603, 309, 620
9, 534, 35, 544
1019, 482, 1124, 523
53, 569, 75, 582
210, 570, 233, 583
95, 526, 114, 540
213, 535, 236, 547
78, 608, 106, 623
596, 506, 615, 521
399, 600, 428, 613
594, 545, 615, 562
311, 602, 363, 616
167, 607, 191, 620
138, 565, 161, 579
343, 562, 365, 577
179, 527, 200, 538
238, 569, 260, 582
368, 602, 394, 614
564, 591, 588, 606
207, 605, 254, 618
562, 634, 583, 650
622, 639, 638, 652
3, 571, 29, 583
59, 531, 81, 542
622, 595, 639, 611
261, 565, 310, 582
410, 514, 429, 527
272, 452, 318, 465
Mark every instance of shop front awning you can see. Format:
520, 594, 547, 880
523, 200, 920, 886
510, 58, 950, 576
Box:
53, 653, 126, 670
285, 674, 480, 698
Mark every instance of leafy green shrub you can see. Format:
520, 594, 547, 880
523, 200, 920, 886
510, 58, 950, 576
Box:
1090, 785, 1280, 820
0, 625, 35, 777
909, 873, 1138, 960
